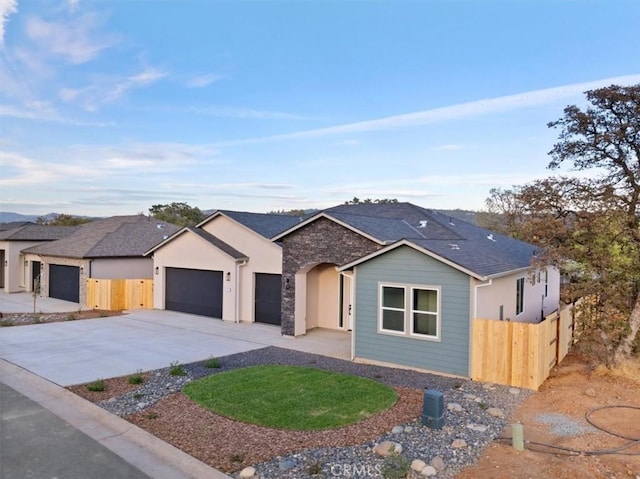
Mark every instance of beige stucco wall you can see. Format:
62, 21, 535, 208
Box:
305, 263, 340, 330
151, 231, 238, 321
473, 266, 561, 324
0, 241, 44, 293
202, 215, 283, 322
90, 258, 153, 279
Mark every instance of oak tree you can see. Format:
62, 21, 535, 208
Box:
481, 84, 640, 364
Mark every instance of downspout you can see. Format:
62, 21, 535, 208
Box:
235, 260, 248, 323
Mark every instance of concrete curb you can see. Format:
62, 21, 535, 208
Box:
0, 359, 231, 479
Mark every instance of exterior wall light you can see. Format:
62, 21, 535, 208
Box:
155, 266, 159, 275
226, 272, 231, 282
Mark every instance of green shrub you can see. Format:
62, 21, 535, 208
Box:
381, 451, 409, 479
86, 379, 106, 392
203, 357, 220, 369
128, 370, 144, 384
169, 361, 186, 376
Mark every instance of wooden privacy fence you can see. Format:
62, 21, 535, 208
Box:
86, 279, 154, 310
471, 302, 574, 390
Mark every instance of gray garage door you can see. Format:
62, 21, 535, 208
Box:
165, 267, 223, 318
49, 265, 80, 303
254, 273, 282, 325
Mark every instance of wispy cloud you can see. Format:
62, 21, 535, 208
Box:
216, 74, 640, 146
432, 144, 463, 151
25, 13, 120, 64
58, 67, 168, 110
184, 105, 313, 120
166, 182, 295, 191
0, 102, 112, 125
0, 0, 17, 48
185, 73, 224, 88
0, 142, 217, 187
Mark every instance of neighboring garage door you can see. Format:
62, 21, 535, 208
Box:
165, 267, 223, 318
49, 264, 80, 303
255, 273, 282, 325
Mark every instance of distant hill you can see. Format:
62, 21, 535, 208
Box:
0, 212, 54, 223
0, 212, 96, 224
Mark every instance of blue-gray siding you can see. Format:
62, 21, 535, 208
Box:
354, 246, 471, 377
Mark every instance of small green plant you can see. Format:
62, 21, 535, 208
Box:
86, 379, 106, 392
308, 460, 323, 475
146, 412, 159, 420
169, 361, 186, 376
133, 393, 143, 400
128, 370, 144, 384
203, 357, 220, 369
230, 453, 245, 463
381, 450, 409, 479
66, 313, 76, 321
0, 320, 16, 327
478, 401, 489, 410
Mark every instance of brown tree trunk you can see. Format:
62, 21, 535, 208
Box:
613, 292, 640, 365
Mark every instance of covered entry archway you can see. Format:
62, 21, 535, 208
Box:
293, 262, 353, 336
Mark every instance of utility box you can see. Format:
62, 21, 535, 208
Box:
421, 389, 444, 429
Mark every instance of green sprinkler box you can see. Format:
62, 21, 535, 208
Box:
421, 389, 444, 429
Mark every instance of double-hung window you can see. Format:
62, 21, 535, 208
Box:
380, 284, 440, 341
381, 286, 405, 333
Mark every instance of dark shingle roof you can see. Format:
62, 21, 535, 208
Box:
211, 210, 305, 239
187, 227, 248, 260
0, 224, 79, 241
323, 203, 537, 278
22, 216, 179, 258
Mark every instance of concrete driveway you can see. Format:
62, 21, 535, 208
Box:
0, 294, 350, 386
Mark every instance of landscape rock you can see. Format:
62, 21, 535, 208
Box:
467, 423, 488, 432
509, 388, 521, 395
451, 438, 468, 449
373, 440, 403, 457
239, 466, 256, 478
486, 407, 505, 418
411, 459, 426, 472
279, 459, 296, 471
391, 425, 404, 434
404, 426, 413, 433
447, 402, 463, 412
482, 383, 494, 390
430, 456, 446, 471
421, 465, 437, 477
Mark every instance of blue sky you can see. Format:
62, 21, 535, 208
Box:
1, 0, 639, 217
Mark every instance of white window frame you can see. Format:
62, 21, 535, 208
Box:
379, 285, 406, 335
516, 277, 525, 315
378, 282, 441, 342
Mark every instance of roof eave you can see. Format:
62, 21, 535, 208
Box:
338, 239, 486, 280
271, 212, 386, 245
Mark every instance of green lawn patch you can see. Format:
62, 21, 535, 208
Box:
183, 365, 397, 430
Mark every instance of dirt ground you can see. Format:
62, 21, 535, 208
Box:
457, 353, 640, 479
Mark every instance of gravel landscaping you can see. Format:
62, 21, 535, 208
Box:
71, 346, 532, 478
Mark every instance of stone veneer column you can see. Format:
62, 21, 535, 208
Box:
280, 217, 382, 336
